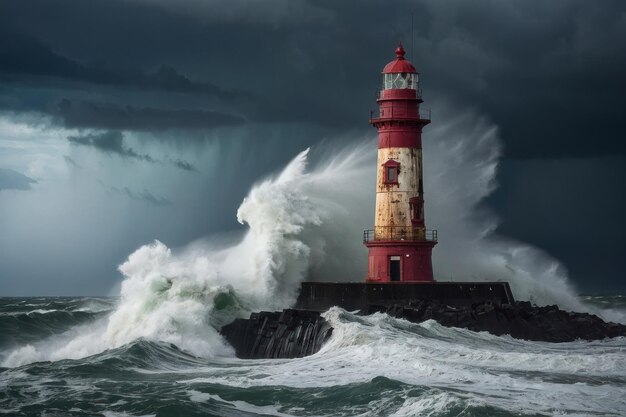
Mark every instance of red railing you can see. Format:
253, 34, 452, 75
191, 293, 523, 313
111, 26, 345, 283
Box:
369, 105, 431, 122
363, 228, 438, 243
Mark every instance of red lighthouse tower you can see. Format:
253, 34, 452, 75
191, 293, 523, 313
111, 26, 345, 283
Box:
364, 44, 437, 282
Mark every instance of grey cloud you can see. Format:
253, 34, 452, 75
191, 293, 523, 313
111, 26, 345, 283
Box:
137, 0, 332, 25
114, 187, 173, 207
171, 159, 196, 172
0, 29, 249, 101
68, 130, 154, 162
99, 180, 173, 207
56, 99, 244, 131
0, 168, 37, 191
63, 155, 81, 168
68, 130, 197, 171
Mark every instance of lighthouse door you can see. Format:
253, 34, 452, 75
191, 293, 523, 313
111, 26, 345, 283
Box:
389, 256, 401, 281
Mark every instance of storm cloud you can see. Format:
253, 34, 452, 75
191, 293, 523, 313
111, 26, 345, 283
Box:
2, 0, 624, 157
0, 29, 249, 100
0, 0, 624, 295
68, 130, 155, 161
56, 100, 245, 131
68, 130, 197, 171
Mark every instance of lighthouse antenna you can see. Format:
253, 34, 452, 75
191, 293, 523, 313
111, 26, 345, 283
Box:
411, 12, 414, 62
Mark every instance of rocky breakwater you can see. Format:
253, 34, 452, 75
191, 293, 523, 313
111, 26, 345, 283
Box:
368, 301, 626, 343
220, 301, 626, 359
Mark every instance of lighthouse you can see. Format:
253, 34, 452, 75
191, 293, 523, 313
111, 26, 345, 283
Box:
364, 44, 437, 282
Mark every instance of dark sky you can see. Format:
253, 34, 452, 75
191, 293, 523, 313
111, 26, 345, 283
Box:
1, 0, 624, 295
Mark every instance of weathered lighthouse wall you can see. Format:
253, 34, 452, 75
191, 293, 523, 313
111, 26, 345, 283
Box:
374, 147, 422, 238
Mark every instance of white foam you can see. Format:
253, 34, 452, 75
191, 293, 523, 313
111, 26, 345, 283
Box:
389, 392, 472, 417
26, 309, 60, 315
176, 308, 626, 416
102, 412, 156, 417
187, 390, 298, 417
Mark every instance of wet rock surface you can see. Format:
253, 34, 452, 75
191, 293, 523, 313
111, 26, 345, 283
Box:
220, 309, 333, 359
368, 301, 626, 343
221, 301, 626, 359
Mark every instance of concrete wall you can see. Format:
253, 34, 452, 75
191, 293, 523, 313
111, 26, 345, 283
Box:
295, 282, 515, 311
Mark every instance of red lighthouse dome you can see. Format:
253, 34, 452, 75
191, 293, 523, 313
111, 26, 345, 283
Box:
382, 44, 417, 74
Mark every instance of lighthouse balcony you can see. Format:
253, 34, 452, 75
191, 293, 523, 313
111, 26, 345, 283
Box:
369, 107, 431, 124
363, 227, 438, 243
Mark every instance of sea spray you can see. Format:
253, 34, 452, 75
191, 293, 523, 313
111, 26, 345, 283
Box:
1, 145, 374, 366
103, 144, 378, 356
424, 110, 588, 311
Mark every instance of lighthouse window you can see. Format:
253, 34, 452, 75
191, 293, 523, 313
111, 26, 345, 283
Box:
383, 73, 417, 90
395, 73, 409, 89
383, 160, 400, 185
384, 74, 393, 89
415, 204, 422, 220
411, 202, 422, 221
409, 197, 424, 225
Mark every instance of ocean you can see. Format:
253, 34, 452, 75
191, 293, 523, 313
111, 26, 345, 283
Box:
1, 295, 625, 417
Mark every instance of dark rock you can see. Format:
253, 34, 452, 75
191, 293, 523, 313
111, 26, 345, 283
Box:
220, 309, 333, 359
375, 301, 626, 343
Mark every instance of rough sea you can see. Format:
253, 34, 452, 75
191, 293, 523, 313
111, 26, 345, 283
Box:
1, 296, 625, 417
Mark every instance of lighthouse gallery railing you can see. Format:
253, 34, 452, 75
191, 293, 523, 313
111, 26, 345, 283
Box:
363, 228, 438, 243
369, 106, 431, 122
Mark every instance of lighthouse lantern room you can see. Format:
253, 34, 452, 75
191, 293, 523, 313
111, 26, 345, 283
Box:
364, 44, 437, 282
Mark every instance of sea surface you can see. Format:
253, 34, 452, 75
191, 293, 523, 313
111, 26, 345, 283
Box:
0, 296, 625, 417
